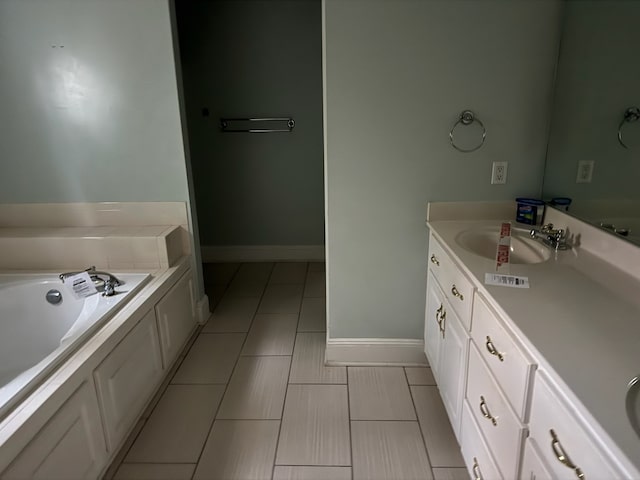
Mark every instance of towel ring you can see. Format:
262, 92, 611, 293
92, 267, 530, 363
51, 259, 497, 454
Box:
450, 110, 486, 153
618, 107, 640, 149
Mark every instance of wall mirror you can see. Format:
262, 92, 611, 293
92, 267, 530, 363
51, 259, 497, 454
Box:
542, 0, 640, 245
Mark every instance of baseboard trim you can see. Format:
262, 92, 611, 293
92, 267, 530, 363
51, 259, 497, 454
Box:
201, 245, 325, 262
196, 295, 210, 324
325, 338, 427, 366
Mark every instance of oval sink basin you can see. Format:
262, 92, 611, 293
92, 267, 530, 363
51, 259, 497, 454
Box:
455, 227, 551, 264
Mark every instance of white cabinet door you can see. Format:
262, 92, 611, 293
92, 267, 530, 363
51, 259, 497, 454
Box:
155, 271, 196, 368
425, 271, 444, 377
520, 439, 553, 480
438, 299, 468, 437
94, 309, 164, 450
1, 381, 108, 480
425, 271, 468, 437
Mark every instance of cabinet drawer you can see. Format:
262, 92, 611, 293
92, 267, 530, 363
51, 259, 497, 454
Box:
460, 401, 503, 480
428, 234, 474, 330
520, 438, 553, 480
471, 294, 535, 419
467, 342, 526, 479
94, 309, 164, 450
528, 372, 622, 480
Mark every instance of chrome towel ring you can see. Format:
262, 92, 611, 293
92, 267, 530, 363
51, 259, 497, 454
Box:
618, 107, 640, 149
449, 110, 486, 153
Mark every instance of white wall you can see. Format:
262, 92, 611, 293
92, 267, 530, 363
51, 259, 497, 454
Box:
0, 0, 189, 203
324, 0, 562, 339
177, 0, 325, 248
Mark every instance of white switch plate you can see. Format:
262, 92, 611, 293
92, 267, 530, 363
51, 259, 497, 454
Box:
576, 160, 594, 183
491, 161, 508, 185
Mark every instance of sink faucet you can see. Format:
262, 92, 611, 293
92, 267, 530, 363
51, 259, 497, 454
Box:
59, 266, 122, 296
529, 223, 570, 251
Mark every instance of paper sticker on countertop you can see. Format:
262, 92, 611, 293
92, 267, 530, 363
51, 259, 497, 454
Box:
68, 272, 99, 299
485, 273, 530, 289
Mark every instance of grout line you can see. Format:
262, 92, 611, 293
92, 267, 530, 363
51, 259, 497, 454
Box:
191, 261, 275, 476
405, 370, 437, 477
347, 367, 354, 479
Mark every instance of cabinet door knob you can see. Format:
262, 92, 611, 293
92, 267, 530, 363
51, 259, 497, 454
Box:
430, 254, 440, 266
451, 284, 464, 300
479, 396, 498, 426
485, 336, 504, 362
472, 457, 483, 480
550, 429, 585, 479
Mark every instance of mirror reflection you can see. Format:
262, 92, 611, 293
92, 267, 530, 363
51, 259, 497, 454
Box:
542, 0, 640, 245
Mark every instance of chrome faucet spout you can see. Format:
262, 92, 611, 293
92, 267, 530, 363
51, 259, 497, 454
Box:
529, 224, 570, 251
59, 266, 122, 296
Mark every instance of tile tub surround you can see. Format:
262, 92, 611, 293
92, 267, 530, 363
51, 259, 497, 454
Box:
109, 262, 467, 480
426, 202, 640, 477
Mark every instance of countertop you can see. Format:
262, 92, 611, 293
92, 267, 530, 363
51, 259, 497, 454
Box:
427, 217, 640, 477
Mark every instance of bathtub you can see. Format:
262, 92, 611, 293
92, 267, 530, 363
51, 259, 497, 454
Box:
0, 272, 150, 419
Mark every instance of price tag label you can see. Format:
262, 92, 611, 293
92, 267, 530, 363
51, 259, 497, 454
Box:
67, 272, 99, 299
485, 273, 530, 289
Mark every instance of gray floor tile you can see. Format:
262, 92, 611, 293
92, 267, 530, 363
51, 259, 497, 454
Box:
303, 271, 325, 297
308, 262, 325, 273
270, 262, 308, 284
351, 421, 433, 480
432, 467, 470, 480
405, 367, 436, 386
289, 333, 346, 384
348, 367, 416, 420
194, 420, 280, 480
206, 284, 228, 311
217, 356, 290, 419
273, 466, 352, 480
234, 263, 274, 284
258, 284, 303, 314
242, 314, 298, 356
125, 385, 224, 463
276, 385, 351, 466
203, 262, 240, 285
298, 297, 326, 332
411, 386, 465, 467
202, 296, 260, 333
114, 463, 195, 480
225, 278, 267, 297
171, 333, 245, 384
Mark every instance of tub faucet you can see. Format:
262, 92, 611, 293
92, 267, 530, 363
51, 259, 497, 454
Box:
530, 223, 570, 251
59, 266, 122, 296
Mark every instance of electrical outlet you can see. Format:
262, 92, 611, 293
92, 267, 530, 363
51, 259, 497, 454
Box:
491, 161, 508, 185
576, 160, 594, 183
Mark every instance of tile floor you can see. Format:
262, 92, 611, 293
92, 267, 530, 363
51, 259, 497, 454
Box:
110, 262, 468, 480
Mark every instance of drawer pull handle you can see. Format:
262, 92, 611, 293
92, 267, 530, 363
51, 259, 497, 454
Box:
479, 396, 497, 426
451, 284, 464, 300
472, 457, 483, 480
435, 304, 444, 328
485, 336, 504, 362
430, 254, 440, 266
440, 311, 446, 339
550, 429, 585, 479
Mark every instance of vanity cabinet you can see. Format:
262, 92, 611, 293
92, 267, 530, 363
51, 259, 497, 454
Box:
527, 371, 622, 479
426, 235, 473, 438
1, 381, 108, 480
94, 309, 164, 450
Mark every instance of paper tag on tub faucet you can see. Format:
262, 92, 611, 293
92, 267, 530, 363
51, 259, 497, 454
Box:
68, 272, 99, 299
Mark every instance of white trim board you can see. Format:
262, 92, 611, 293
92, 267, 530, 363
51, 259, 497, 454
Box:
201, 245, 325, 262
325, 338, 427, 366
196, 295, 210, 324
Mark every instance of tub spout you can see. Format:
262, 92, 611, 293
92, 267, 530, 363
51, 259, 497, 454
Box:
59, 266, 122, 296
